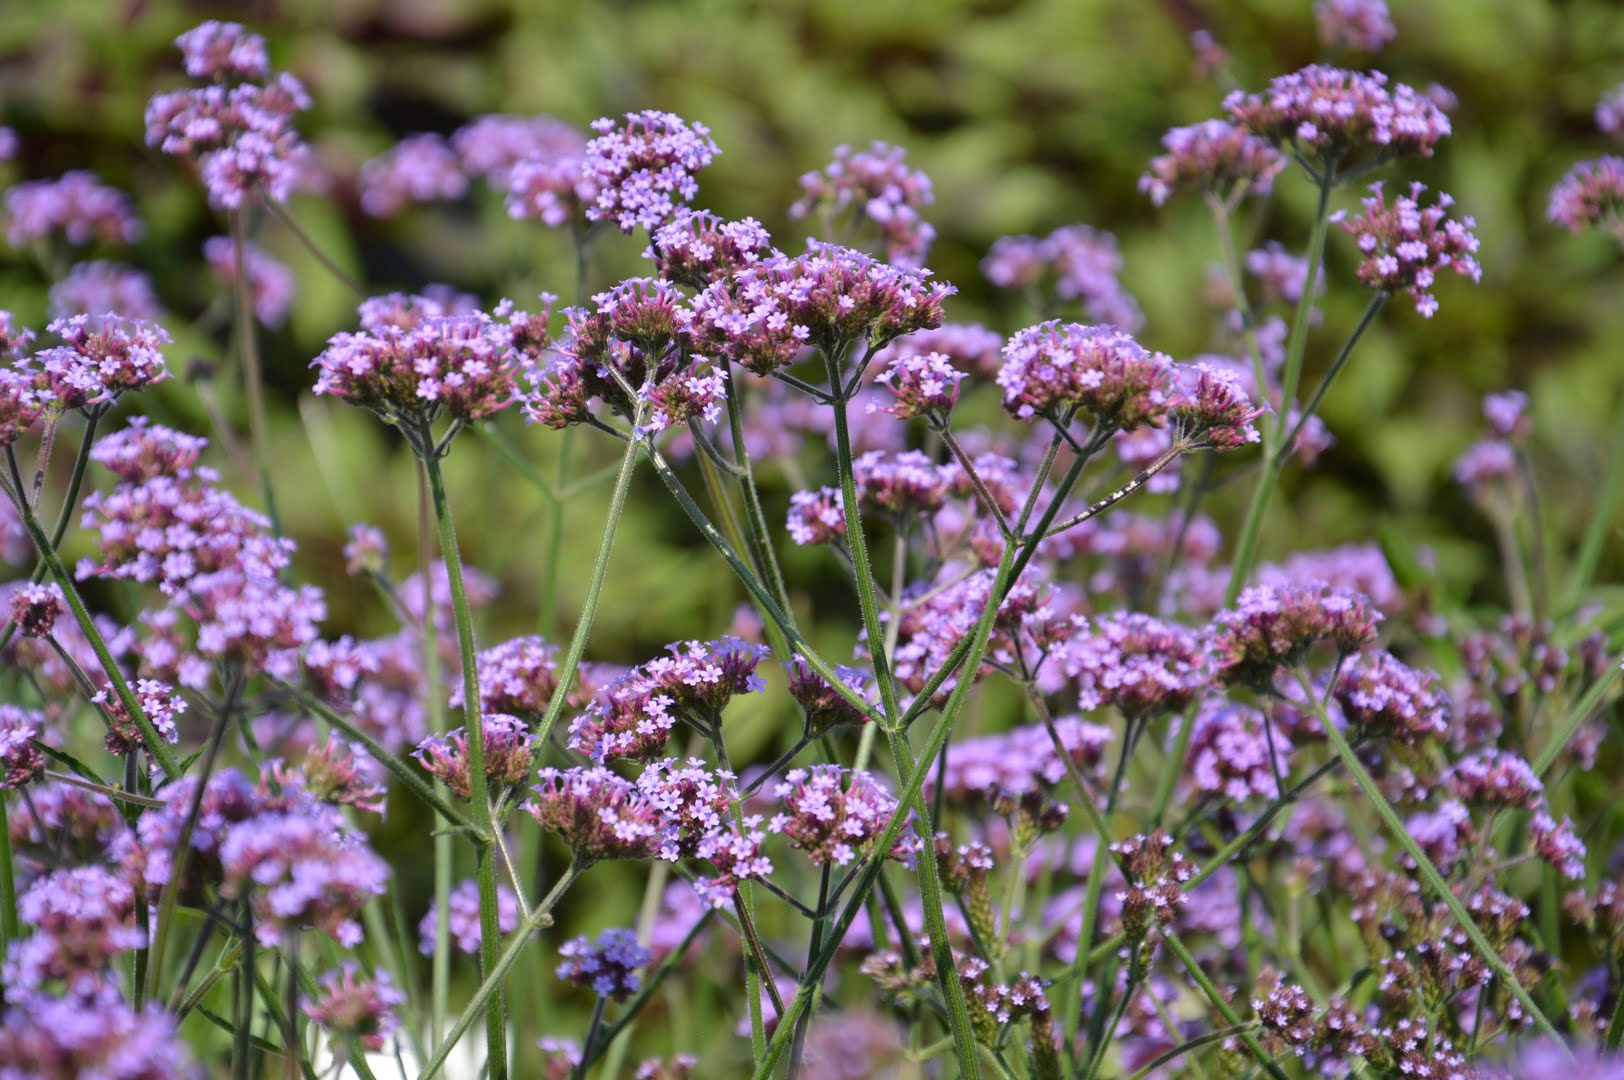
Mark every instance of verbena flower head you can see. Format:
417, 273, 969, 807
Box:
585, 110, 720, 232
8, 582, 64, 639
1332, 650, 1448, 744
769, 765, 920, 868
418, 879, 522, 955
3, 866, 141, 1002
874, 349, 966, 420
785, 657, 874, 734
1182, 699, 1285, 801
1548, 156, 1624, 240
113, 768, 261, 902
1531, 811, 1586, 880
791, 141, 937, 266
1224, 65, 1451, 170
276, 737, 387, 816
692, 816, 772, 908
690, 242, 952, 374
527, 766, 667, 864
852, 449, 952, 520
506, 152, 599, 228
1333, 182, 1480, 317
312, 295, 553, 433
0, 705, 45, 789
0, 996, 200, 1079
1110, 830, 1196, 939
32, 314, 171, 409
1139, 119, 1286, 207
413, 713, 536, 801
1446, 749, 1543, 809
1171, 363, 1266, 450
0, 309, 34, 361
567, 670, 679, 763
0, 367, 49, 445
358, 133, 469, 217
1453, 437, 1518, 503
643, 636, 770, 717
1062, 612, 1209, 719
648, 209, 775, 289
1315, 0, 1397, 52
1209, 583, 1383, 687
1246, 242, 1322, 307
203, 236, 294, 326
557, 928, 651, 1001
342, 523, 389, 577
91, 417, 207, 482
3, 171, 142, 248
996, 320, 1175, 429
982, 225, 1143, 330
931, 716, 1109, 804
303, 964, 405, 1054
218, 800, 390, 946
1482, 389, 1533, 445
453, 113, 587, 189
871, 322, 1004, 380
451, 634, 559, 716
176, 20, 270, 81
635, 757, 737, 859
1597, 82, 1624, 138
95, 677, 186, 757
786, 486, 846, 545
48, 261, 159, 321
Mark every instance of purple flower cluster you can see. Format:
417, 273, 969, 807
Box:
1334, 182, 1481, 316
785, 657, 874, 734
145, 22, 312, 207
527, 766, 667, 864
584, 110, 720, 232
1314, 0, 1397, 52
1182, 700, 1286, 801
1209, 583, 1383, 686
452, 634, 560, 716
413, 713, 536, 802
18, 314, 171, 415
8, 581, 64, 639
303, 964, 405, 1053
0, 995, 199, 1078
931, 716, 1110, 804
1062, 612, 1208, 719
648, 209, 775, 289
418, 879, 522, 955
769, 765, 920, 868
2, 866, 141, 1002
873, 349, 966, 421
1224, 65, 1451, 168
1171, 363, 1267, 450
454, 113, 587, 190
3, 171, 142, 248
1111, 830, 1196, 939
1547, 156, 1624, 239
358, 133, 469, 217
202, 236, 294, 327
0, 704, 45, 789
557, 928, 651, 1001
1139, 119, 1286, 207
1332, 650, 1448, 745
982, 225, 1143, 330
791, 141, 937, 265
48, 261, 160, 321
996, 320, 1173, 428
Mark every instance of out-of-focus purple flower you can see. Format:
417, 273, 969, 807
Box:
176, 20, 269, 81
1181, 699, 1285, 801
358, 133, 469, 217
48, 261, 160, 320
276, 737, 387, 816
791, 141, 936, 265
557, 928, 650, 1000
0, 126, 16, 161
342, 523, 389, 577
203, 235, 294, 327
452, 113, 587, 190
584, 110, 720, 232
1453, 437, 1517, 502
526, 766, 667, 864
8, 582, 64, 639
786, 486, 845, 545
4, 171, 142, 248
1332, 650, 1448, 745
647, 209, 774, 289
1446, 749, 1542, 809
769, 765, 920, 868
1063, 612, 1209, 719
1255, 543, 1404, 613
996, 320, 1174, 429
0, 995, 200, 1078
0, 367, 48, 445
870, 322, 1004, 381
1500, 1041, 1624, 1080
1246, 242, 1322, 307
1333, 182, 1480, 317
218, 799, 390, 946
3, 866, 141, 1002
0, 310, 34, 362
1598, 83, 1624, 138
1190, 30, 1229, 79
983, 225, 1143, 330
304, 963, 405, 1054
452, 634, 559, 717
113, 769, 261, 901
1139, 119, 1285, 207
413, 713, 535, 802
90, 418, 206, 482
1225, 65, 1450, 167
785, 656, 874, 734
930, 716, 1109, 804
1531, 811, 1586, 880
1548, 157, 1624, 239
0, 704, 45, 789
1482, 390, 1532, 445
399, 558, 498, 628
418, 878, 522, 955
1314, 0, 1396, 52
873, 350, 965, 420
1209, 583, 1383, 686
506, 152, 599, 229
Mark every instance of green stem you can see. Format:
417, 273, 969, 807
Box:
422, 449, 506, 1080
726, 360, 794, 620
418, 462, 453, 1050
1273, 176, 1335, 447
230, 210, 280, 533
0, 795, 17, 949
1296, 669, 1569, 1048
1564, 392, 1624, 609
1209, 197, 1273, 455
533, 426, 642, 747
1162, 932, 1287, 1079
1534, 662, 1621, 776
1282, 294, 1386, 454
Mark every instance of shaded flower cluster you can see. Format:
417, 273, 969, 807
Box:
791, 141, 936, 266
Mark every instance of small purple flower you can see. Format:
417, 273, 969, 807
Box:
453, 634, 560, 717
1245, 242, 1322, 307
931, 716, 1110, 804
0, 705, 45, 789
3, 866, 142, 1002
785, 657, 874, 734
1208, 583, 1383, 686
692, 816, 772, 908
1548, 157, 1624, 240
304, 963, 405, 1053
8, 582, 64, 639
1171, 363, 1266, 450
1333, 182, 1480, 317
358, 133, 469, 217
1531, 811, 1586, 880
1314, 0, 1396, 52
786, 486, 846, 545
557, 928, 650, 1001
1482, 390, 1532, 445
585, 110, 720, 232
791, 141, 936, 266
49, 261, 160, 321
769, 765, 920, 868
0, 367, 49, 445
4, 171, 142, 248
996, 320, 1174, 429
1064, 612, 1210, 719
203, 236, 294, 327
636, 757, 738, 859
413, 713, 536, 802
874, 350, 966, 421
1332, 650, 1448, 745
1453, 437, 1517, 502
1598, 83, 1624, 138
1446, 749, 1542, 809
278, 737, 387, 816
453, 114, 587, 190
870, 322, 1004, 381
176, 20, 270, 81
418, 878, 522, 955
1225, 65, 1450, 167
646, 209, 774, 288
1110, 830, 1196, 939
526, 766, 667, 864
1139, 119, 1285, 207
95, 678, 187, 757
342, 523, 389, 577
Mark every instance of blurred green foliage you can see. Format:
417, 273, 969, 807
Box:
3, 0, 1623, 1067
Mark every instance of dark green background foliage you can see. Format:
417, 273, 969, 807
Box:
2, 0, 1622, 1065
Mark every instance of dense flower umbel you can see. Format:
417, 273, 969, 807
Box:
996, 320, 1174, 428
1332, 651, 1449, 745
1182, 700, 1286, 801
303, 964, 405, 1054
557, 928, 651, 1001
1111, 830, 1196, 939
691, 816, 773, 908
450, 634, 560, 716
769, 765, 921, 868
647, 209, 775, 289
1171, 363, 1266, 449
0, 995, 200, 1079
454, 113, 587, 189
874, 350, 966, 420
635, 758, 737, 859
48, 261, 160, 321
0, 367, 49, 445
90, 417, 207, 482
1139, 120, 1286, 207
414, 714, 536, 801
1315, 0, 1397, 52
1548, 156, 1624, 239
418, 879, 522, 955
202, 235, 294, 326
312, 295, 554, 430
3, 171, 143, 248
690, 242, 952, 373
358, 133, 469, 217
1334, 182, 1481, 316
526, 766, 667, 864
791, 141, 937, 265
95, 678, 187, 756
1209, 584, 1383, 687
9, 581, 64, 638
145, 23, 312, 208
785, 657, 874, 734
1224, 65, 1451, 169
176, 19, 269, 80
32, 314, 171, 409
1062, 612, 1209, 719
982, 225, 1143, 330
0, 705, 46, 788
3, 866, 142, 1002
584, 110, 720, 232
